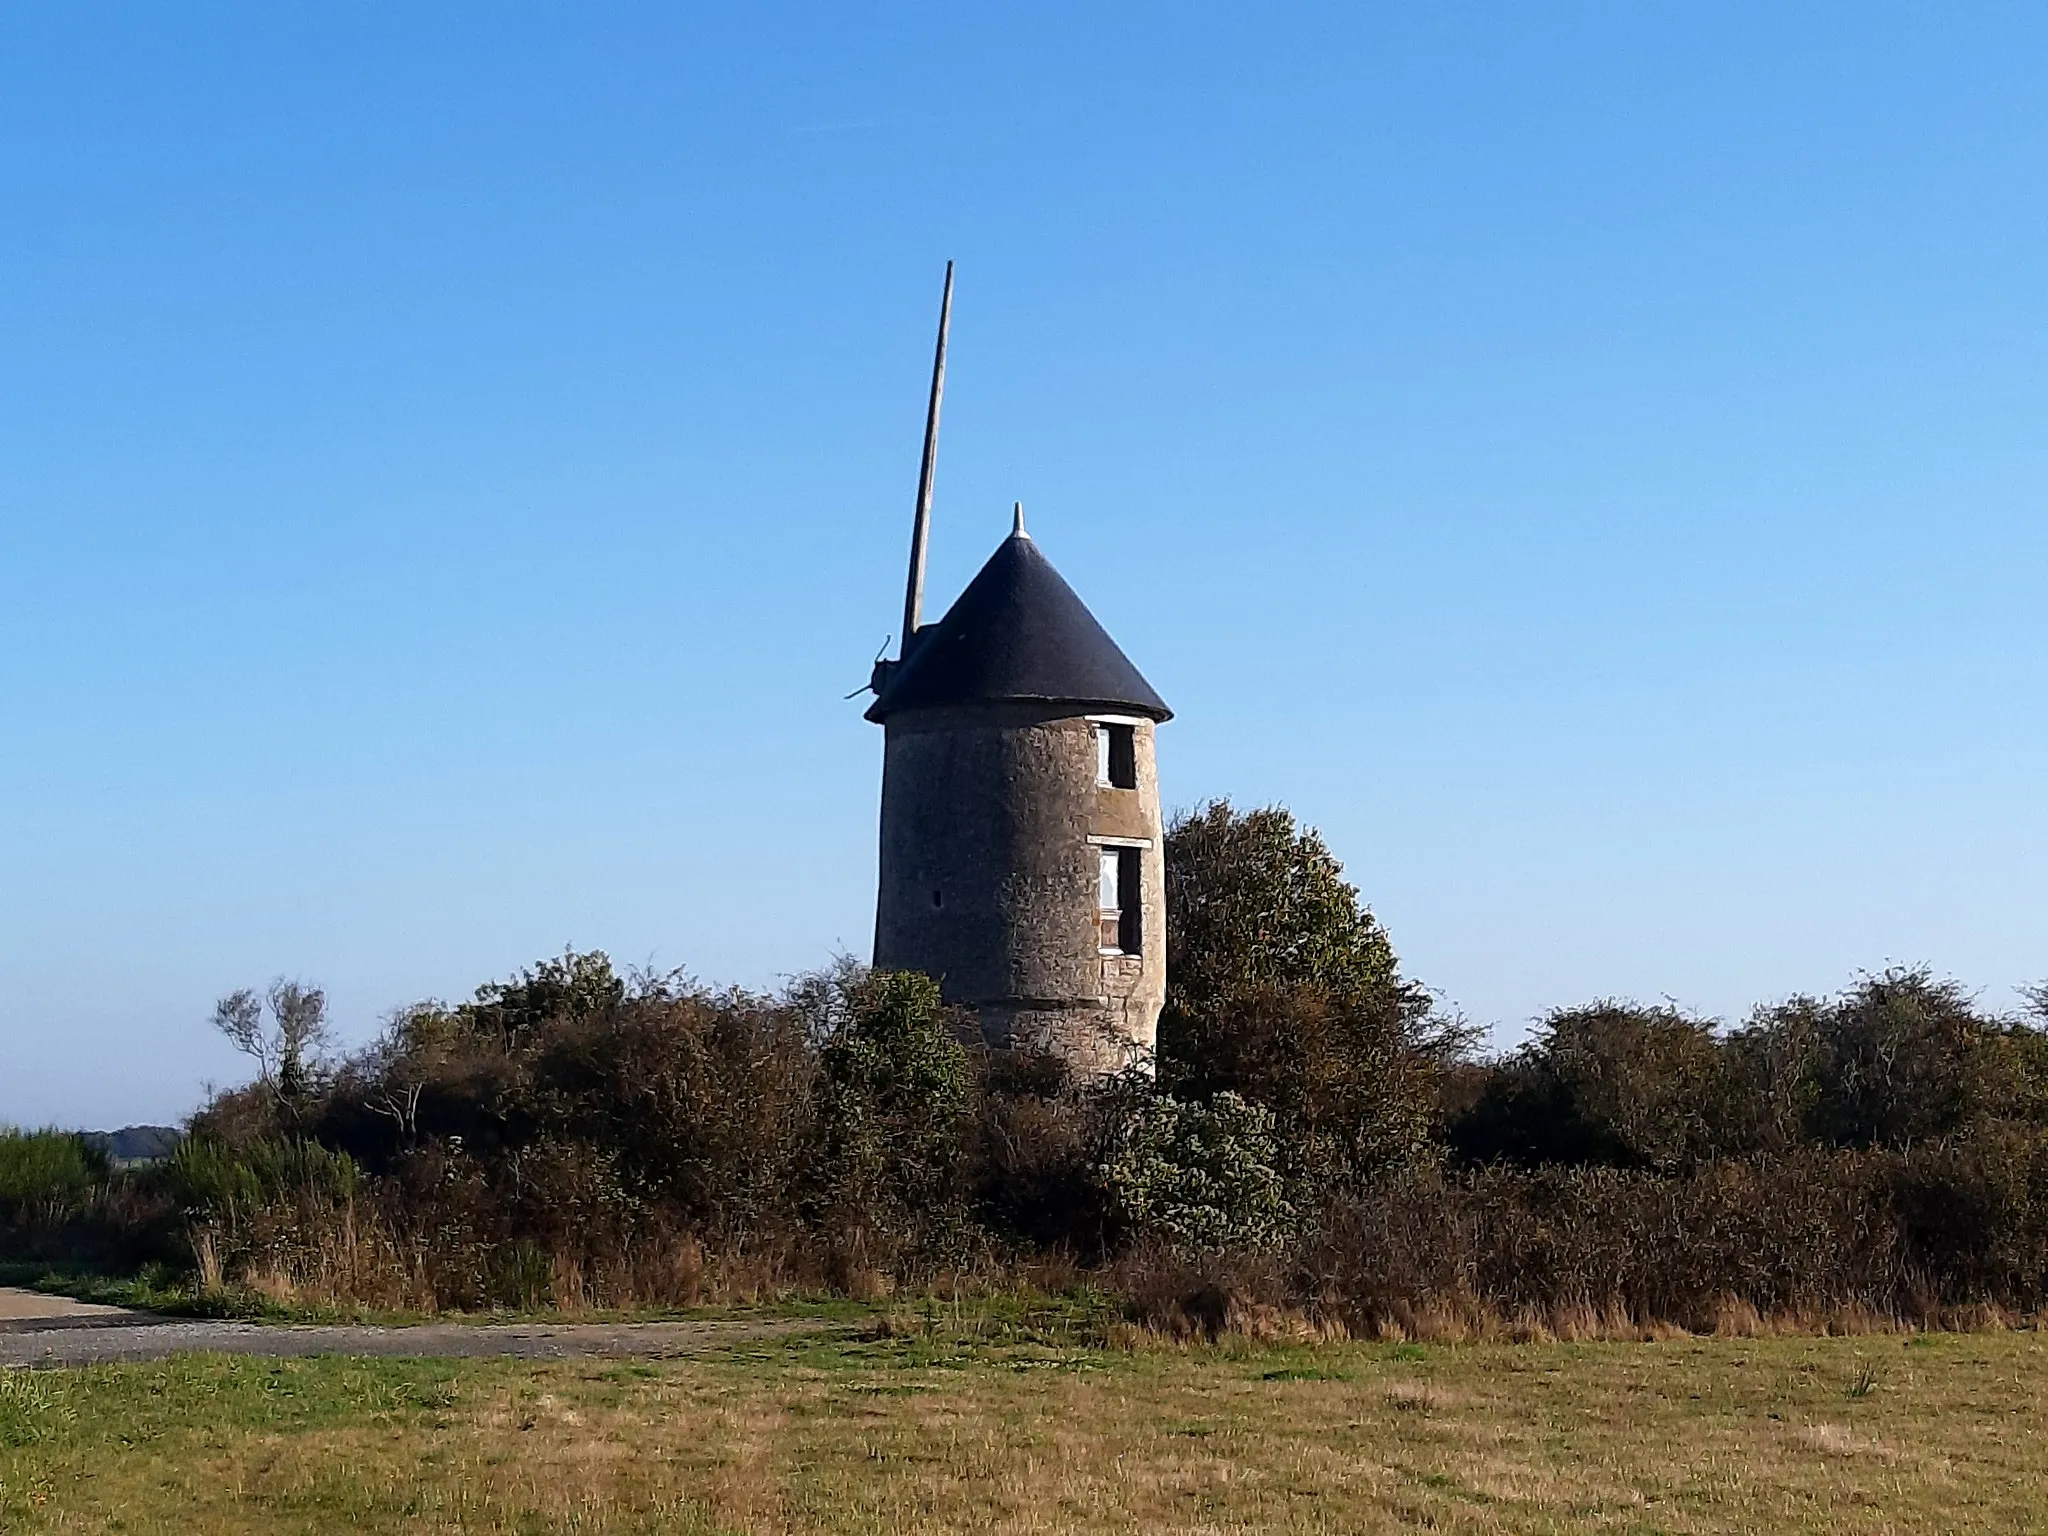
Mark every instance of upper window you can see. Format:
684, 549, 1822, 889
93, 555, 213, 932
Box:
1096, 722, 1137, 789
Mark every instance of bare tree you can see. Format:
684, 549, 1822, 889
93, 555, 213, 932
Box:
212, 979, 333, 1117
366, 1080, 424, 1149
2023, 982, 2048, 1024
211, 988, 271, 1079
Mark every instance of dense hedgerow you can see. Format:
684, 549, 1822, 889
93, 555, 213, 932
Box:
0, 1127, 177, 1268
10, 799, 2048, 1331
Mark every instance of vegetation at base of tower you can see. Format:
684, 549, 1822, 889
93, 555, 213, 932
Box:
10, 803, 2048, 1338
1099, 1091, 1295, 1252
809, 966, 974, 1274
1162, 799, 1407, 1008
1157, 800, 1462, 1193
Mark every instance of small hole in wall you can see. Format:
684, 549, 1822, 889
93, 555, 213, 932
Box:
931, 889, 943, 908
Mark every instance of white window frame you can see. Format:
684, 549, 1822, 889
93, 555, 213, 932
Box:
1088, 835, 1150, 956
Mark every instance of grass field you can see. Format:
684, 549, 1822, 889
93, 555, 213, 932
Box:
3, 1319, 2045, 1534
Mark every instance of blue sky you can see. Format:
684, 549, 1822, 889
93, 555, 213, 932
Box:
3, 4, 2044, 1127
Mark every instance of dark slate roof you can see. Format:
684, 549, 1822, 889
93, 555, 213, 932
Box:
866, 533, 1171, 723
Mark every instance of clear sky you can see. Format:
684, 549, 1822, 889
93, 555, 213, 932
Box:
3, 4, 2045, 1128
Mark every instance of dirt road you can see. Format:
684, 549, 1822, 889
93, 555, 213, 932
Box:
0, 1287, 839, 1368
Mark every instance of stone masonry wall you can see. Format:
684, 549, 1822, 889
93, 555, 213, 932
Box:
874, 703, 1164, 1074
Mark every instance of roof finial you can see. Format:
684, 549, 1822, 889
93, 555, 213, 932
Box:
1012, 501, 1027, 538
901, 261, 954, 658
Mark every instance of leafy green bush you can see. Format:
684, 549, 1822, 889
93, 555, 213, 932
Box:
169, 1136, 360, 1230
1734, 968, 2048, 1150
0, 1128, 183, 1269
1158, 801, 1456, 1190
0, 1129, 108, 1224
811, 968, 974, 1270
1162, 800, 1407, 1008
1450, 1003, 1735, 1171
1101, 1091, 1295, 1254
1449, 970, 2048, 1174
175, 954, 999, 1303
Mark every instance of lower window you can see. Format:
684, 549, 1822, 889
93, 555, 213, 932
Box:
1098, 846, 1142, 955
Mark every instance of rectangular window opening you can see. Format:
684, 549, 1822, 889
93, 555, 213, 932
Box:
1097, 723, 1137, 789
1098, 846, 1143, 955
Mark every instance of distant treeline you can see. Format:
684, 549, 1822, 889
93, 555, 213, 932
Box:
83, 1126, 182, 1165
7, 801, 2046, 1339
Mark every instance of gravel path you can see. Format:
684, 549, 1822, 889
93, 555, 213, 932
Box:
0, 1289, 840, 1369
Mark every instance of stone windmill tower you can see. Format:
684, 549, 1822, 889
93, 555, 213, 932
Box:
865, 266, 1172, 1072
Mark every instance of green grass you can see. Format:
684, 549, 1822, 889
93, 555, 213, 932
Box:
3, 1323, 2046, 1532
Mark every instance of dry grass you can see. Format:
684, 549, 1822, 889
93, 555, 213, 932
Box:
3, 1325, 2046, 1533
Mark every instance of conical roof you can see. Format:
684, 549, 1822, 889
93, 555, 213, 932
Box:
867, 533, 1171, 723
